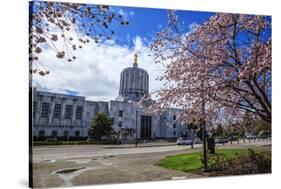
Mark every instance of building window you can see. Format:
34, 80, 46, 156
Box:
76, 106, 83, 120
86, 112, 90, 116
173, 123, 176, 129
75, 130, 80, 137
38, 130, 44, 137
52, 130, 57, 137
33, 101, 37, 116
173, 115, 176, 120
63, 130, 69, 137
118, 121, 122, 127
65, 105, 73, 119
53, 104, 62, 118
119, 110, 123, 117
87, 101, 94, 106
173, 131, 176, 136
41, 102, 50, 118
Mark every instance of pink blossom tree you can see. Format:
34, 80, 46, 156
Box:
29, 1, 129, 75
143, 11, 271, 126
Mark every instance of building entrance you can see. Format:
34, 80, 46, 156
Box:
140, 115, 151, 139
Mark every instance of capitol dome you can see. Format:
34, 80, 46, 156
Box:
117, 54, 149, 102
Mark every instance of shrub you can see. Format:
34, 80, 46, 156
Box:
32, 139, 120, 146
45, 137, 58, 144
207, 154, 229, 171
204, 149, 271, 175
229, 149, 271, 174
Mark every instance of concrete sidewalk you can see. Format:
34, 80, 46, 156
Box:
105, 141, 176, 149
105, 138, 271, 149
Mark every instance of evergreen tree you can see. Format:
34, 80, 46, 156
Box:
88, 113, 114, 140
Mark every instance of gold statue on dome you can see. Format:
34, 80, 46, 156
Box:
134, 53, 138, 64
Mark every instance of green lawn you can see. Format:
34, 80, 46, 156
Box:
156, 149, 247, 172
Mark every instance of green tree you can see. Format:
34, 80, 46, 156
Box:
254, 119, 271, 135
88, 113, 114, 140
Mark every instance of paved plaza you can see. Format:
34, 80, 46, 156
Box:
32, 140, 271, 188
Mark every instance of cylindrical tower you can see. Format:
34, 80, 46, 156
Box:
118, 54, 149, 102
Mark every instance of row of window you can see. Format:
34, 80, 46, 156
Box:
173, 131, 186, 136
172, 131, 183, 136
38, 130, 80, 137
34, 102, 83, 120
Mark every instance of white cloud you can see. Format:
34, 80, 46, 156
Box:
118, 9, 125, 17
188, 22, 200, 33
158, 24, 163, 29
33, 35, 165, 102
117, 8, 134, 21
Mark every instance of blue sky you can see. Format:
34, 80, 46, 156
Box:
109, 6, 215, 47
32, 2, 271, 101
33, 2, 217, 100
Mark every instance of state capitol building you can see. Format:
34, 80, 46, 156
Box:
32, 55, 192, 142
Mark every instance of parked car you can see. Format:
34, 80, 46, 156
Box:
193, 137, 202, 144
228, 135, 238, 141
176, 137, 193, 145
257, 130, 267, 139
214, 137, 228, 144
245, 133, 257, 139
